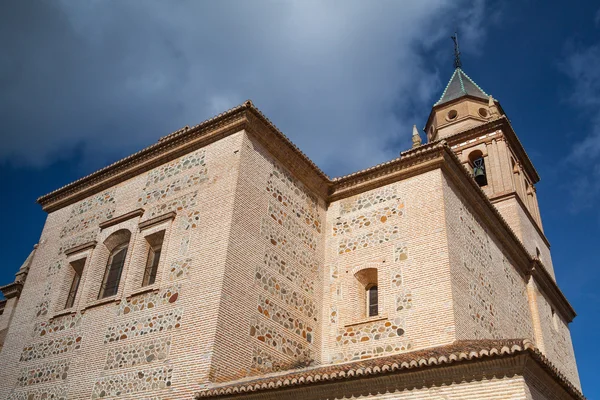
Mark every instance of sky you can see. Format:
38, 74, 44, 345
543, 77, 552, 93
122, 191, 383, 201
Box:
0, 0, 599, 395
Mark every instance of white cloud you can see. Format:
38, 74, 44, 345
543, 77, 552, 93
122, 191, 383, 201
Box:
0, 0, 491, 176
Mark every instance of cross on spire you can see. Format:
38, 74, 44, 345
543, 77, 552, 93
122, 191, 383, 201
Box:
451, 32, 462, 69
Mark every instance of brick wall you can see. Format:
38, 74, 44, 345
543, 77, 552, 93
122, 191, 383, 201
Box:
0, 131, 245, 400
324, 170, 456, 364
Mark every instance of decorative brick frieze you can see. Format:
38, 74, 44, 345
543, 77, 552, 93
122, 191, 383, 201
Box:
257, 295, 313, 343
117, 285, 180, 316
338, 225, 400, 254
104, 308, 182, 343
33, 313, 83, 337
91, 366, 173, 399
249, 320, 310, 359
332, 200, 404, 236
17, 359, 70, 386
255, 266, 317, 321
104, 337, 171, 370
339, 186, 399, 215
20, 334, 82, 362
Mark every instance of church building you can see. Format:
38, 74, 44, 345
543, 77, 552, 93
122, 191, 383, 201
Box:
0, 57, 584, 399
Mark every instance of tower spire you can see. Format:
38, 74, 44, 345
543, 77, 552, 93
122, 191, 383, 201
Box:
451, 32, 462, 69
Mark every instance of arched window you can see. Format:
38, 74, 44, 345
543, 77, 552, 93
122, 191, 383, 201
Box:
98, 229, 131, 299
367, 285, 378, 317
468, 150, 487, 187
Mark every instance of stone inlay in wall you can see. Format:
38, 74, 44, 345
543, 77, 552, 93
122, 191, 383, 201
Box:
179, 210, 200, 231
336, 318, 405, 346
264, 251, 314, 294
394, 243, 408, 262
59, 207, 115, 238
502, 259, 533, 338
179, 235, 190, 256
257, 295, 313, 343
68, 190, 116, 219
145, 191, 198, 219
47, 260, 63, 278
339, 186, 399, 215
35, 300, 49, 318
261, 219, 318, 273
146, 150, 206, 187
255, 266, 317, 321
33, 313, 83, 337
8, 385, 67, 400
58, 231, 98, 255
91, 366, 173, 399
390, 268, 403, 288
104, 337, 171, 370
330, 306, 338, 323
104, 309, 182, 343
139, 171, 207, 206
251, 344, 285, 373
250, 320, 310, 359
331, 341, 412, 363
117, 285, 180, 316
17, 359, 69, 386
266, 166, 321, 233
268, 201, 317, 250
168, 258, 193, 281
338, 225, 400, 254
20, 334, 82, 362
333, 201, 404, 236
396, 290, 413, 311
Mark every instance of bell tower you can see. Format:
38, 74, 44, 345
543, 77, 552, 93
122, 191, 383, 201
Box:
425, 34, 555, 277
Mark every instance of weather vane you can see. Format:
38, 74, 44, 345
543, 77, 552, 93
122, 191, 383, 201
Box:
451, 31, 462, 69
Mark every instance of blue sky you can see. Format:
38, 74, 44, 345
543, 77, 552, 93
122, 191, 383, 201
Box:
1, 0, 599, 395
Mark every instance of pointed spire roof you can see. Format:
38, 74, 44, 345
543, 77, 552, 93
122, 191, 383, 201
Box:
434, 68, 488, 106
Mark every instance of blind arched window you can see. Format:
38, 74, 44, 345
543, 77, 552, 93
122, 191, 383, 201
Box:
367, 285, 378, 317
99, 243, 128, 299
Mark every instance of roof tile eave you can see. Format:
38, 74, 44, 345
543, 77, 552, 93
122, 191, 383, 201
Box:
195, 339, 585, 400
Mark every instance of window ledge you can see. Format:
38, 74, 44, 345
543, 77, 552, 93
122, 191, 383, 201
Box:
344, 315, 388, 328
83, 296, 120, 311
50, 308, 77, 320
127, 285, 160, 299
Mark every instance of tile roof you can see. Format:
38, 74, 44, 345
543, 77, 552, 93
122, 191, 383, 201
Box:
195, 339, 584, 399
435, 68, 489, 106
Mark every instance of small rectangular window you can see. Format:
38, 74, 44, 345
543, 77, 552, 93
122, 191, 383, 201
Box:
142, 246, 162, 286
65, 258, 85, 309
142, 230, 165, 287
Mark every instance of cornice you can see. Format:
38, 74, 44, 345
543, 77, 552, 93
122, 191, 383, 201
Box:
531, 259, 576, 322
490, 191, 550, 249
37, 101, 331, 212
0, 282, 23, 299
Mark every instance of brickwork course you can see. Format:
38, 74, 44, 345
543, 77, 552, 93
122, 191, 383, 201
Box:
0, 65, 584, 400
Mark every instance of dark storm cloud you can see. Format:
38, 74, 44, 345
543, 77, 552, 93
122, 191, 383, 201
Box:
0, 0, 488, 176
